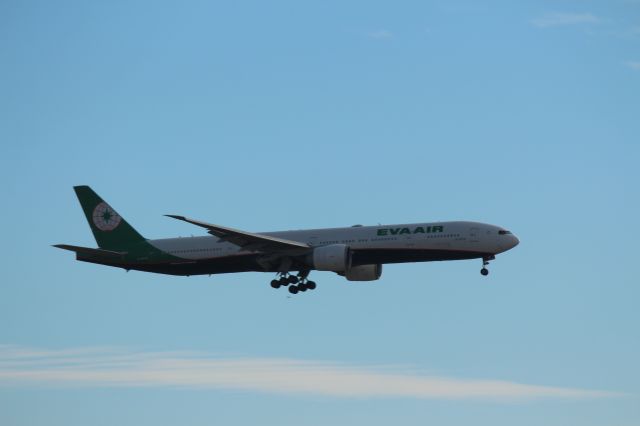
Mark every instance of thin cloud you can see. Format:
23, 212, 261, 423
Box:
531, 13, 600, 28
627, 61, 640, 70
367, 30, 393, 39
0, 345, 619, 401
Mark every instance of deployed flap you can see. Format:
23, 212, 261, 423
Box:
53, 244, 125, 258
165, 215, 310, 252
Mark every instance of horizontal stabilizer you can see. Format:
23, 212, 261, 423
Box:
165, 215, 310, 252
53, 244, 125, 258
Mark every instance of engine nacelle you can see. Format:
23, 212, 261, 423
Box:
312, 244, 351, 272
345, 264, 383, 281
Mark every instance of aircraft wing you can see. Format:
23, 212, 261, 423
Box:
165, 215, 310, 252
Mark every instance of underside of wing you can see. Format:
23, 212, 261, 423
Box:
165, 215, 310, 253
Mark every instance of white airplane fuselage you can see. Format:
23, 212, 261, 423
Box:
118, 221, 519, 277
150, 221, 518, 263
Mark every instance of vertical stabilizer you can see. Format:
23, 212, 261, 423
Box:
73, 186, 145, 250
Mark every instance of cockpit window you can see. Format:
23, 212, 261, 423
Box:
498, 230, 512, 235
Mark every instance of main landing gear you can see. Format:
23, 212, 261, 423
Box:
480, 255, 495, 276
270, 271, 316, 294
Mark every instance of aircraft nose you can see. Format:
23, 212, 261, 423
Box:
510, 234, 520, 249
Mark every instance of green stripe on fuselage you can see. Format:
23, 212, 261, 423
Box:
78, 240, 183, 266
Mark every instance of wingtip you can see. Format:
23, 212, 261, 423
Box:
165, 214, 185, 220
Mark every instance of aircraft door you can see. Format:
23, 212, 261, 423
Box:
404, 232, 415, 248
468, 227, 480, 244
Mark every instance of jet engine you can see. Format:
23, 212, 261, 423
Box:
344, 264, 383, 281
312, 244, 351, 271
311, 245, 382, 281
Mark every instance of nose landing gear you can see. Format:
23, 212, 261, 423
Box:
480, 255, 495, 276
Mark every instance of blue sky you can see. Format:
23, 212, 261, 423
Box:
1, 0, 639, 425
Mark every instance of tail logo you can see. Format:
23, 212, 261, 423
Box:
92, 202, 122, 231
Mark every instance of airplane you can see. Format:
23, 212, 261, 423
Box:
54, 186, 519, 294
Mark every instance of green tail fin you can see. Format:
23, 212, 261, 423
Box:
73, 186, 146, 250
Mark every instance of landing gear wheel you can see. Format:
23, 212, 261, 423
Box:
287, 275, 299, 285
480, 256, 493, 277
298, 285, 308, 292
306, 281, 316, 290
288, 286, 299, 294
278, 277, 289, 286
270, 279, 280, 289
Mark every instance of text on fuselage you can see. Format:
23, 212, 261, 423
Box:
376, 226, 444, 236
